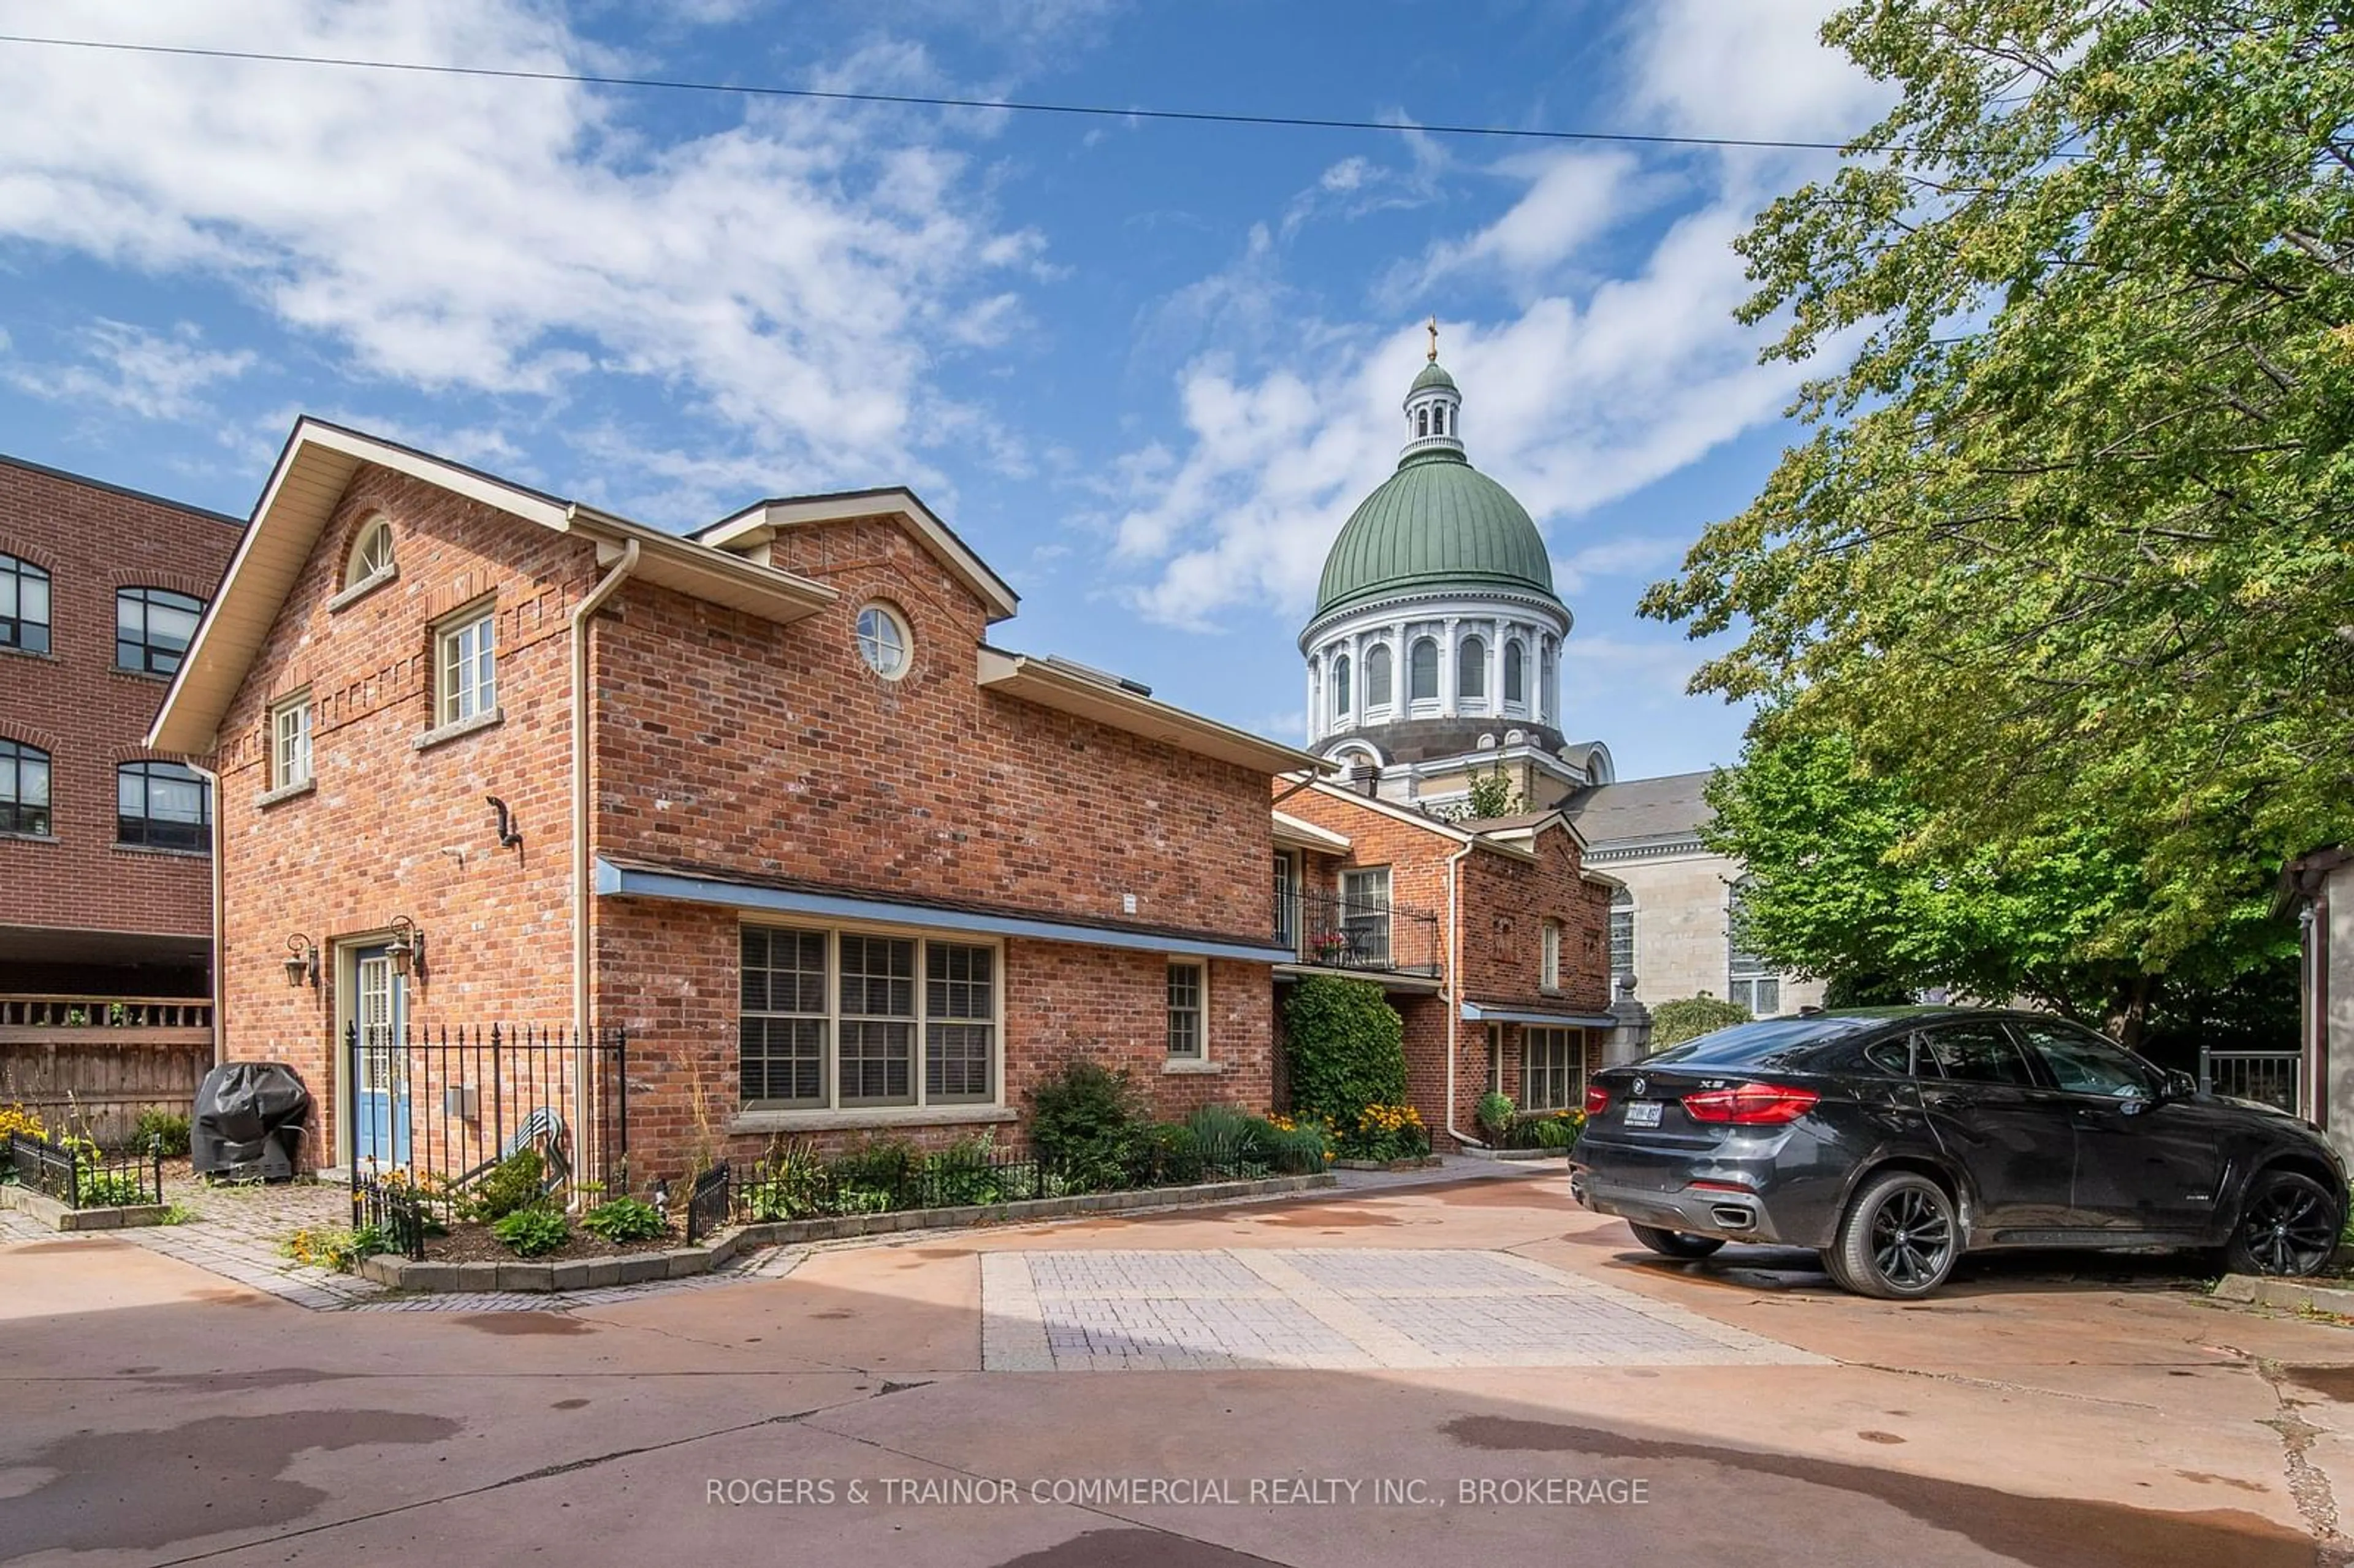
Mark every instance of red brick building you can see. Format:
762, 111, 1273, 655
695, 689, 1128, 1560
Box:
147, 421, 1314, 1180
0, 453, 242, 1000
1270, 777, 1623, 1146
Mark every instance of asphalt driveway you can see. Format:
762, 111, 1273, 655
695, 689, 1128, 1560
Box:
7, 1168, 2354, 1568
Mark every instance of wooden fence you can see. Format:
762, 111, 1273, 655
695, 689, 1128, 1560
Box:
0, 995, 213, 1147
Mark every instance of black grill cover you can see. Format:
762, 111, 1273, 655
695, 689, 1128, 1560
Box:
191, 1062, 311, 1181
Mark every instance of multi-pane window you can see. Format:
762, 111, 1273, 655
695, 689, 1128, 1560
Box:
1523, 1027, 1582, 1111
1487, 1023, 1505, 1095
346, 518, 395, 587
855, 604, 910, 678
1408, 638, 1439, 701
0, 555, 51, 655
117, 760, 209, 851
1365, 644, 1392, 708
741, 927, 828, 1108
738, 926, 999, 1113
272, 693, 313, 790
1541, 919, 1561, 989
1727, 877, 1780, 1016
1609, 889, 1635, 986
1167, 961, 1206, 1059
925, 943, 996, 1103
1272, 852, 1297, 951
0, 739, 51, 835
116, 587, 203, 676
1458, 636, 1486, 699
1339, 866, 1392, 967
436, 606, 497, 726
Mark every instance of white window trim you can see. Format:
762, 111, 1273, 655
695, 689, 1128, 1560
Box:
855, 601, 913, 680
1165, 957, 1212, 1068
1522, 1026, 1583, 1113
433, 600, 498, 730
270, 690, 313, 792
1540, 919, 1561, 992
733, 919, 1006, 1124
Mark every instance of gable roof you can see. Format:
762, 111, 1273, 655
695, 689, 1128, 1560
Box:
978, 647, 1324, 776
1282, 777, 1539, 862
1564, 770, 1714, 846
146, 419, 837, 755
698, 487, 1019, 623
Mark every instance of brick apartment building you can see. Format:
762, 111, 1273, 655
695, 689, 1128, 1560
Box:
147, 419, 1317, 1180
1270, 775, 1629, 1147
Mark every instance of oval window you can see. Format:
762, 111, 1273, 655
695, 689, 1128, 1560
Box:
855, 604, 910, 679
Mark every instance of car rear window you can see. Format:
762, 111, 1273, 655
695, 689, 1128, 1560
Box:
1644, 1016, 1878, 1070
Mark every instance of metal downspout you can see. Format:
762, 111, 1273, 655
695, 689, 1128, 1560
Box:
569, 536, 639, 1190
1444, 839, 1486, 1151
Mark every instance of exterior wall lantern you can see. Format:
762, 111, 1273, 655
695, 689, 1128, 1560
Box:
283, 934, 319, 988
385, 915, 425, 981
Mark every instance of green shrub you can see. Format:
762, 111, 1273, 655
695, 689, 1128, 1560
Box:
1475, 1091, 1515, 1140
463, 1149, 550, 1223
741, 1138, 831, 1222
1029, 1060, 1145, 1190
1650, 994, 1754, 1049
1184, 1104, 1260, 1172
134, 1109, 191, 1159
920, 1132, 1008, 1207
579, 1195, 668, 1244
492, 1208, 571, 1257
75, 1168, 150, 1207
281, 1224, 384, 1271
1133, 1121, 1205, 1186
1261, 1121, 1331, 1174
1282, 977, 1407, 1128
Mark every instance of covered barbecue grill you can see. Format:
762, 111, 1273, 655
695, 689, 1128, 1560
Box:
191, 1062, 310, 1181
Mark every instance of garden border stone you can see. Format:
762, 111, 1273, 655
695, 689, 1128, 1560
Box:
354, 1171, 1335, 1292
0, 1182, 168, 1231
1454, 1146, 1560, 1163
2212, 1274, 2354, 1315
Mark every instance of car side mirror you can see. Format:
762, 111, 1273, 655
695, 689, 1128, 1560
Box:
2158, 1068, 2197, 1103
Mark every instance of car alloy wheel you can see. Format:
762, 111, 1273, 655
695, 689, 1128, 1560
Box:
2229, 1171, 2340, 1277
1827, 1171, 1960, 1299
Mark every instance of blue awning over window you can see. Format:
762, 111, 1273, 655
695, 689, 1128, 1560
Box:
1460, 1000, 1619, 1029
595, 859, 1295, 965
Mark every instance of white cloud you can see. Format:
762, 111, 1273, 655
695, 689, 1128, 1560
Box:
1552, 535, 1688, 598
1625, 0, 1891, 146
0, 0, 1046, 491
6, 319, 254, 421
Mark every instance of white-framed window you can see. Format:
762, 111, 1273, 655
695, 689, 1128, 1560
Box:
272, 692, 313, 790
1487, 1022, 1504, 1095
1504, 641, 1525, 706
1332, 653, 1352, 720
1167, 960, 1207, 1059
346, 517, 395, 588
1273, 851, 1298, 953
1364, 644, 1392, 709
1609, 889, 1636, 986
1458, 635, 1486, 701
856, 603, 911, 679
435, 604, 497, 726
1523, 1027, 1582, 1111
1541, 919, 1561, 990
1408, 638, 1439, 702
739, 924, 1000, 1111
1727, 877, 1781, 1016
1339, 866, 1392, 967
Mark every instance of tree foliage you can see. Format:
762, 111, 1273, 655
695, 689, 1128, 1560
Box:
1281, 976, 1408, 1124
1642, 0, 2354, 964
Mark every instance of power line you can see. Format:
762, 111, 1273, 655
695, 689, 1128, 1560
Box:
0, 31, 1890, 156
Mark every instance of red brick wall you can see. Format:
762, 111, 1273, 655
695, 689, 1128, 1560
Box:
590, 514, 1272, 940
1460, 826, 1612, 1014
207, 466, 596, 1166
0, 457, 240, 963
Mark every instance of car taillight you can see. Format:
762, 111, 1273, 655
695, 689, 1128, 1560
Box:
1583, 1086, 1610, 1117
1680, 1083, 1819, 1125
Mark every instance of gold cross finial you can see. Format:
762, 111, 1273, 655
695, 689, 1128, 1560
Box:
1426, 315, 1439, 363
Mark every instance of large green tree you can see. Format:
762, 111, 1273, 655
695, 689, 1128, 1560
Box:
1644, 0, 2354, 964
1702, 727, 2292, 1044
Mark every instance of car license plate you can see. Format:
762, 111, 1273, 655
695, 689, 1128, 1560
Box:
1625, 1101, 1662, 1128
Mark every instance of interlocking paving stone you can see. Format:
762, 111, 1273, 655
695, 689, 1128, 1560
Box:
983, 1247, 1824, 1372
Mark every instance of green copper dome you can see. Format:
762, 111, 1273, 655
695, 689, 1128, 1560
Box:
1314, 447, 1556, 618
1409, 360, 1458, 392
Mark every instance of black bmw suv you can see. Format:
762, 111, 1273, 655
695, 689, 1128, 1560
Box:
1569, 1007, 2345, 1298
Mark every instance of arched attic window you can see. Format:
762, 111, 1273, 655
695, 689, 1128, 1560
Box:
346, 517, 395, 587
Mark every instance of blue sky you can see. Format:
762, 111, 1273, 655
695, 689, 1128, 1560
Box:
0, 1, 1886, 777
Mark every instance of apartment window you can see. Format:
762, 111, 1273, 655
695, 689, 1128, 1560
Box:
1408, 638, 1439, 702
1504, 641, 1525, 704
1365, 644, 1392, 708
116, 587, 204, 677
272, 693, 313, 790
1, 555, 51, 655
1609, 889, 1636, 986
1272, 851, 1298, 951
1727, 877, 1781, 1016
1523, 1027, 1582, 1111
1167, 961, 1206, 1059
116, 760, 209, 852
1458, 635, 1486, 700
346, 517, 395, 587
435, 605, 497, 726
0, 739, 51, 835
1339, 866, 1392, 967
1541, 919, 1561, 989
739, 926, 1000, 1113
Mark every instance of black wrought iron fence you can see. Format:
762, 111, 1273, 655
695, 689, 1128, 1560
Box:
1287, 886, 1442, 976
4, 1130, 164, 1209
684, 1162, 732, 1245
343, 1022, 628, 1234
2201, 1048, 2301, 1114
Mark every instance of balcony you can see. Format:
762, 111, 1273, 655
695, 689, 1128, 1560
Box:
1277, 886, 1442, 978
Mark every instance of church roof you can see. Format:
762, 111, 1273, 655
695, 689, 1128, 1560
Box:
1410, 360, 1458, 392
1315, 448, 1556, 617
1564, 771, 1714, 845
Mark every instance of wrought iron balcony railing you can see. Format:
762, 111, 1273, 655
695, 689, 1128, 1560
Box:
1277, 886, 1441, 978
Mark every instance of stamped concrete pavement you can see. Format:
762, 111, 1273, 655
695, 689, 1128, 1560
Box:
8, 1166, 2354, 1568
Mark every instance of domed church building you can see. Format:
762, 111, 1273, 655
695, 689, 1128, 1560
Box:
1299, 331, 1613, 812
